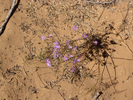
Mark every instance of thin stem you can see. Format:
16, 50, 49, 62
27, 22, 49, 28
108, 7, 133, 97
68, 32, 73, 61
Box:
105, 64, 117, 92
84, 0, 115, 4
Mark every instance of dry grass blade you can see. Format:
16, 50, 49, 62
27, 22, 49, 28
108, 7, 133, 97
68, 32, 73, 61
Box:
84, 0, 115, 4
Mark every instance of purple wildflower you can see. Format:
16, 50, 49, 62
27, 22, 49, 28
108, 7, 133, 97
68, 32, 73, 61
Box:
52, 48, 60, 58
55, 63, 58, 65
46, 59, 51, 67
82, 33, 88, 38
73, 58, 80, 63
66, 40, 70, 45
41, 36, 46, 40
78, 53, 82, 58
77, 59, 80, 62
41, 36, 44, 40
46, 59, 50, 63
49, 34, 52, 38
93, 41, 98, 45
63, 56, 68, 61
72, 26, 78, 31
68, 45, 72, 49
47, 63, 51, 67
68, 54, 73, 58
43, 36, 46, 40
71, 67, 76, 72
53, 48, 59, 55
77, 38, 81, 41
53, 54, 57, 59
53, 41, 60, 48
73, 59, 77, 64
73, 46, 77, 51
57, 54, 62, 58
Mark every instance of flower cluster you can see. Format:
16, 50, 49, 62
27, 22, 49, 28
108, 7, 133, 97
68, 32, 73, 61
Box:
43, 26, 96, 73
52, 41, 61, 59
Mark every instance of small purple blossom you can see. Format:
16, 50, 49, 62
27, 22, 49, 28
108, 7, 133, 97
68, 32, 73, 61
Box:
63, 56, 68, 61
77, 59, 80, 62
93, 40, 98, 45
46, 59, 50, 63
41, 36, 46, 40
47, 63, 51, 67
53, 41, 60, 48
73, 46, 77, 51
72, 26, 78, 31
49, 34, 52, 38
68, 54, 73, 58
82, 33, 88, 38
71, 67, 76, 72
46, 59, 51, 67
77, 38, 81, 41
73, 59, 77, 64
43, 36, 46, 40
55, 63, 58, 65
53, 48, 60, 58
53, 54, 57, 59
66, 40, 70, 45
68, 45, 72, 49
73, 58, 80, 63
78, 53, 82, 58
41, 36, 44, 40
57, 54, 62, 58
53, 48, 59, 55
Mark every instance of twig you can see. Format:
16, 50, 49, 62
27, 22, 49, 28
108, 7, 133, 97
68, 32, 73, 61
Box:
105, 63, 117, 92
36, 70, 46, 87
98, 7, 105, 20
0, 78, 14, 86
93, 92, 103, 100
84, 0, 115, 4
57, 90, 66, 100
0, 0, 17, 35
112, 57, 133, 60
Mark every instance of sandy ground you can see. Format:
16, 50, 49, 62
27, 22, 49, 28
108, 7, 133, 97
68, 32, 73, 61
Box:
0, 0, 133, 100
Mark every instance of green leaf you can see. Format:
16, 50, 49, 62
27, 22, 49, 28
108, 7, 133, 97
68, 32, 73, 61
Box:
71, 77, 75, 83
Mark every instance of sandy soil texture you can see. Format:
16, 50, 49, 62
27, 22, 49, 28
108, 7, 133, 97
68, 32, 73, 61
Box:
0, 0, 133, 100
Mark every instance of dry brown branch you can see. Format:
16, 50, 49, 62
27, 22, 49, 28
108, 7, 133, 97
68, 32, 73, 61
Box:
0, 0, 17, 35
93, 92, 103, 100
84, 0, 115, 4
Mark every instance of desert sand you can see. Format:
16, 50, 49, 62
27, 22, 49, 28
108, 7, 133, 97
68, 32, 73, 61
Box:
0, 0, 133, 100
